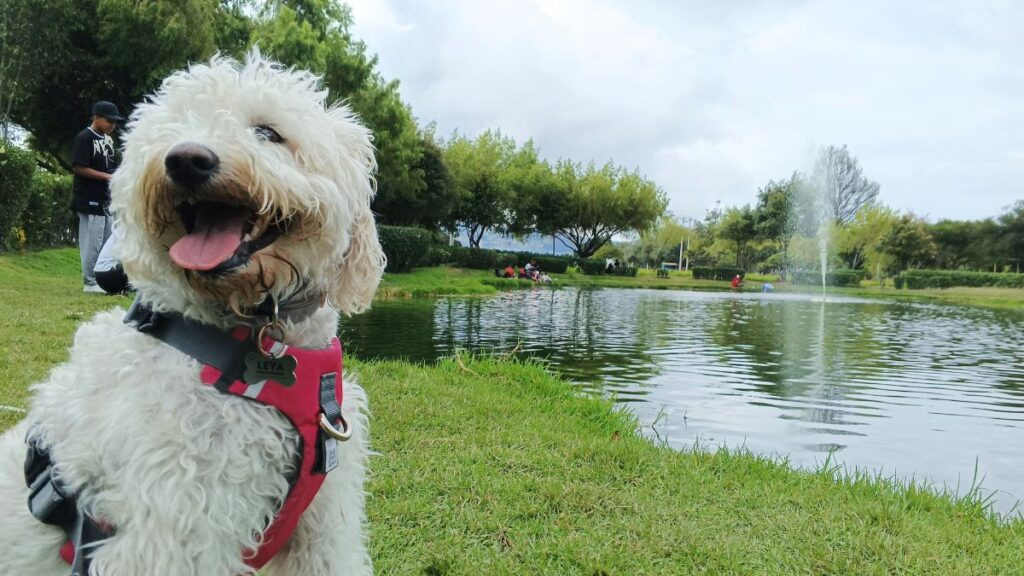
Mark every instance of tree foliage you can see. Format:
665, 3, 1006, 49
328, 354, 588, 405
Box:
878, 214, 936, 274
254, 0, 428, 226
754, 173, 802, 270
443, 129, 518, 247
811, 144, 881, 225
5, 0, 678, 257
535, 161, 666, 258
2, 0, 232, 168
718, 205, 757, 268
836, 204, 899, 275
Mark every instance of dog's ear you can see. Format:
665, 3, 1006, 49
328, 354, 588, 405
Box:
327, 106, 386, 315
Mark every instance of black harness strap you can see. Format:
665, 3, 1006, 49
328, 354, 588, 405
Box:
123, 297, 254, 391
25, 437, 101, 576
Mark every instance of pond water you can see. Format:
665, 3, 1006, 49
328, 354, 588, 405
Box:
340, 287, 1024, 515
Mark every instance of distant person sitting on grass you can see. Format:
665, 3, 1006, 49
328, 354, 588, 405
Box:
93, 222, 130, 295
504, 264, 515, 278
731, 274, 743, 289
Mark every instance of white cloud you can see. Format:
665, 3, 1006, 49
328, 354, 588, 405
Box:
344, 0, 1024, 221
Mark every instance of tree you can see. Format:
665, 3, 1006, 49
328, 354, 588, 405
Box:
2, 0, 231, 168
754, 173, 802, 271
254, 0, 427, 221
878, 214, 936, 274
370, 129, 456, 230
0, 0, 30, 141
810, 144, 880, 225
502, 139, 557, 237
997, 200, 1024, 273
443, 129, 517, 247
836, 204, 898, 276
929, 219, 977, 270
536, 161, 666, 258
718, 205, 757, 269
626, 216, 690, 268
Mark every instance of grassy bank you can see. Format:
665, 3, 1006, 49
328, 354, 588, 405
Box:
3, 249, 1024, 573
378, 266, 759, 298
382, 264, 1024, 310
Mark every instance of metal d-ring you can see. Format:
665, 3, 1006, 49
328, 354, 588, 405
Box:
319, 413, 353, 442
257, 320, 286, 359
255, 295, 287, 359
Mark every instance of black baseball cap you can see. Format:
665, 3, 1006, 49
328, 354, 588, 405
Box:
92, 101, 125, 122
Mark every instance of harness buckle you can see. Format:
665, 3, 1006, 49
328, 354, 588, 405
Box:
27, 466, 76, 527
24, 439, 76, 528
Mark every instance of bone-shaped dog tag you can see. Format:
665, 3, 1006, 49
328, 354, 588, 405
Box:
243, 352, 297, 386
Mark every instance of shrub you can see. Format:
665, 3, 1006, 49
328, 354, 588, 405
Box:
451, 246, 500, 270
377, 225, 432, 273
692, 266, 744, 281
578, 259, 608, 275
789, 269, 864, 287
0, 143, 37, 251
22, 172, 75, 248
421, 244, 452, 268
500, 251, 570, 274
893, 275, 905, 289
896, 269, 1024, 290
610, 266, 638, 277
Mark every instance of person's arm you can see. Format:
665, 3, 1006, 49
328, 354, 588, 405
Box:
73, 166, 112, 181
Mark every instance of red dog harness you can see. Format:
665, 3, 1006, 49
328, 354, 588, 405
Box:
40, 298, 348, 571
205, 332, 344, 568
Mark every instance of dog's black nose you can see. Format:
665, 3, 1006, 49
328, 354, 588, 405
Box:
165, 143, 220, 186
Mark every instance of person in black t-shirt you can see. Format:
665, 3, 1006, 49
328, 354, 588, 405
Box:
72, 101, 124, 293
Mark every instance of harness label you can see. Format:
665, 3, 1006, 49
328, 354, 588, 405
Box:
243, 352, 298, 386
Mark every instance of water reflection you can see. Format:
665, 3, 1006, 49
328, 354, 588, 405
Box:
341, 288, 1024, 514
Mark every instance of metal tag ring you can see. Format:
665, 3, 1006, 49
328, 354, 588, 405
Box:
257, 321, 286, 359
319, 413, 353, 442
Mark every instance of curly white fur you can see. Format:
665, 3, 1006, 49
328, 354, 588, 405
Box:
0, 53, 383, 575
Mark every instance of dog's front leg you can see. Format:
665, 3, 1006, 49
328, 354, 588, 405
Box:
263, 380, 372, 576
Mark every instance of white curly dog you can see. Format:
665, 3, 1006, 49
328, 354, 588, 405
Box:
0, 53, 384, 575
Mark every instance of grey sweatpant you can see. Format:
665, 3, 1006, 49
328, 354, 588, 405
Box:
78, 212, 112, 286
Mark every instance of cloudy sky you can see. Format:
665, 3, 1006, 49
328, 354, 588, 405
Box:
344, 0, 1023, 221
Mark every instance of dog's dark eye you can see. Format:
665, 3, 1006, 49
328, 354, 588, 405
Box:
254, 125, 284, 144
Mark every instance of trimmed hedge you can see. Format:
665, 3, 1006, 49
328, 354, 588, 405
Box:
0, 143, 37, 250
22, 173, 75, 248
450, 246, 500, 270
421, 245, 453, 268
692, 266, 744, 281
577, 259, 637, 276
789, 269, 864, 288
450, 247, 570, 274
377, 225, 433, 273
578, 259, 607, 275
897, 269, 1024, 290
504, 252, 570, 274
610, 266, 638, 277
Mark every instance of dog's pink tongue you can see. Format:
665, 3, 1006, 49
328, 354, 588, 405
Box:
169, 203, 249, 271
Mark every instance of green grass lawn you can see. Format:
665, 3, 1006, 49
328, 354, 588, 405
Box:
2, 248, 1023, 574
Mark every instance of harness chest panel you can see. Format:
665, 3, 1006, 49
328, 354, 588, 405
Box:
199, 333, 344, 569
